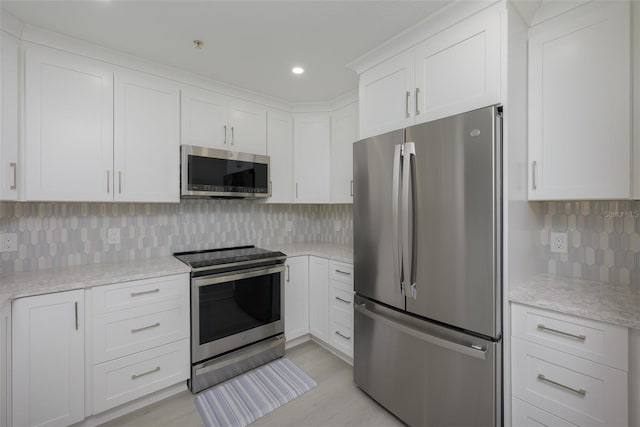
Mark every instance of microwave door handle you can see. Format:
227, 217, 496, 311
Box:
392, 144, 404, 294
402, 141, 417, 299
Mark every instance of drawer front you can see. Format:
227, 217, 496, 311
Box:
511, 303, 628, 370
512, 397, 578, 427
331, 287, 353, 309
92, 339, 189, 414
330, 322, 353, 358
92, 274, 188, 315
329, 261, 353, 284
93, 299, 189, 363
512, 337, 627, 427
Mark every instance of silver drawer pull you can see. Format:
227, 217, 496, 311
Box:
335, 296, 351, 304
131, 322, 160, 333
132, 366, 160, 380
335, 331, 351, 340
537, 324, 586, 341
537, 374, 587, 396
131, 288, 160, 297
335, 269, 351, 276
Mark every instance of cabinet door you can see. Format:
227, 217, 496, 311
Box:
284, 256, 309, 341
180, 86, 229, 150
266, 110, 293, 203
528, 1, 630, 200
293, 113, 330, 203
228, 99, 267, 155
414, 4, 501, 124
308, 256, 329, 343
114, 69, 180, 203
1, 31, 19, 200
330, 102, 358, 203
358, 51, 414, 139
24, 45, 113, 201
12, 290, 84, 427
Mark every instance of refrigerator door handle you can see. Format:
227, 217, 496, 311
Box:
392, 144, 404, 294
354, 302, 487, 360
402, 141, 417, 298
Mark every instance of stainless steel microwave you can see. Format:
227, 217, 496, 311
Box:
181, 145, 271, 198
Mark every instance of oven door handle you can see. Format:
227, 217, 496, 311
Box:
194, 264, 285, 287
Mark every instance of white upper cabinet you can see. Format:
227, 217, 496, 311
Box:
266, 109, 293, 203
293, 113, 331, 203
114, 69, 180, 203
24, 44, 114, 202
181, 86, 267, 155
1, 31, 19, 200
228, 98, 267, 155
413, 5, 501, 124
357, 3, 503, 139
331, 102, 358, 203
180, 86, 228, 150
359, 51, 414, 139
528, 1, 631, 200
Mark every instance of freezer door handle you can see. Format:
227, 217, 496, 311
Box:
402, 142, 417, 298
354, 302, 487, 360
392, 144, 404, 294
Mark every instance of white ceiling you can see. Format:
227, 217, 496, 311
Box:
1, 1, 450, 103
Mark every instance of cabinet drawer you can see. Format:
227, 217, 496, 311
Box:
332, 305, 353, 330
92, 274, 188, 315
92, 339, 189, 414
511, 303, 628, 370
93, 299, 189, 363
331, 287, 353, 309
330, 322, 353, 358
512, 337, 627, 427
512, 397, 578, 427
329, 261, 353, 284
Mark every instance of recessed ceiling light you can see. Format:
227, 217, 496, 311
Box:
292, 67, 304, 75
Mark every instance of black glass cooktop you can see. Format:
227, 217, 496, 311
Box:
174, 245, 286, 270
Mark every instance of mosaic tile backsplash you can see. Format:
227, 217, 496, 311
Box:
0, 201, 352, 274
540, 201, 640, 285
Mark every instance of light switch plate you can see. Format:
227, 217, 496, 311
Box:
550, 232, 568, 254
0, 233, 17, 252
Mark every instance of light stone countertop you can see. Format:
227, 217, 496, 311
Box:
266, 242, 353, 264
0, 256, 190, 304
509, 274, 640, 330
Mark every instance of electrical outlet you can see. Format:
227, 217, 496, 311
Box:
550, 232, 568, 254
107, 228, 121, 245
0, 233, 17, 252
334, 220, 342, 232
285, 221, 293, 232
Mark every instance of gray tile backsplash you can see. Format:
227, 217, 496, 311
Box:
540, 201, 640, 285
0, 200, 352, 274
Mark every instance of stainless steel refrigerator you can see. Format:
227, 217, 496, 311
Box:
353, 105, 502, 427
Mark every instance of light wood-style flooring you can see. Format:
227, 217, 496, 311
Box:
102, 341, 404, 427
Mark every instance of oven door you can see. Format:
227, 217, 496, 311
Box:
191, 264, 285, 363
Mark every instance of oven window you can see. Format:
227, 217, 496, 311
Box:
199, 272, 281, 344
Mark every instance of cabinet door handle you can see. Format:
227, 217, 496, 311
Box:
132, 366, 160, 380
335, 331, 351, 340
286, 265, 290, 282
107, 170, 110, 193
118, 171, 122, 194
74, 301, 78, 330
405, 91, 410, 119
335, 296, 351, 304
531, 161, 537, 190
9, 162, 16, 190
415, 88, 420, 115
537, 374, 586, 396
231, 126, 235, 145
130, 288, 160, 297
223, 125, 227, 144
335, 269, 351, 276
295, 182, 299, 199
350, 180, 353, 197
131, 322, 160, 333
537, 323, 586, 341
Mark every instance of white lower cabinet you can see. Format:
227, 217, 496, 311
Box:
12, 290, 85, 427
511, 303, 629, 427
328, 261, 354, 358
308, 257, 329, 342
284, 256, 310, 341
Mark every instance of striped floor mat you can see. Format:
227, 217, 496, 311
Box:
194, 358, 317, 427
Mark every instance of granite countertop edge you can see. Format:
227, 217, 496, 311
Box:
509, 274, 640, 330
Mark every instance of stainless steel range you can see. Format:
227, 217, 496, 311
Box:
174, 246, 286, 393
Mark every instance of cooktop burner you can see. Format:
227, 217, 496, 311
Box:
174, 245, 286, 271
